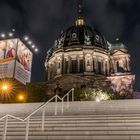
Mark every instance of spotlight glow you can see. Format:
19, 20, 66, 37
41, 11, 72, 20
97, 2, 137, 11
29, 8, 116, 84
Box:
2, 85, 8, 90
1, 34, 5, 38
31, 45, 35, 48
9, 33, 13, 37
24, 36, 29, 41
0, 79, 17, 102
96, 98, 100, 102
28, 41, 32, 45
12, 29, 16, 32
19, 95, 24, 101
35, 48, 38, 52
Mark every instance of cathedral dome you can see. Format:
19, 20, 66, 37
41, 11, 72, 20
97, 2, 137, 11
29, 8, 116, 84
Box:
109, 42, 127, 51
54, 25, 108, 50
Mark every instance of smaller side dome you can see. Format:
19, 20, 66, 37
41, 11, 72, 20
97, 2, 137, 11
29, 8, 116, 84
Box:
108, 42, 127, 51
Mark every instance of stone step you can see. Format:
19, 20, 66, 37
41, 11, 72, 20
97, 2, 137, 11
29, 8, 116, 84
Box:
0, 126, 140, 131
0, 122, 140, 128
1, 100, 140, 117
2, 114, 140, 121
1, 122, 140, 128
0, 130, 140, 135
3, 119, 140, 123
1, 100, 140, 140
0, 135, 140, 140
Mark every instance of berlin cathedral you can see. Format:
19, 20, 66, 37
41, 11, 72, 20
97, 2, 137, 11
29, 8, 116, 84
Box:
44, 1, 135, 97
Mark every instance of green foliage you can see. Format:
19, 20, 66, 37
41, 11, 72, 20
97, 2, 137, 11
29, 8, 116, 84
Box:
74, 87, 133, 101
74, 87, 112, 101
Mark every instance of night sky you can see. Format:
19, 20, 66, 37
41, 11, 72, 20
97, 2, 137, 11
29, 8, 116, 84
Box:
0, 0, 140, 90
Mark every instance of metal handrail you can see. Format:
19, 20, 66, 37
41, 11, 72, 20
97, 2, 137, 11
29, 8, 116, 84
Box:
0, 88, 74, 140
24, 95, 59, 120
61, 88, 74, 113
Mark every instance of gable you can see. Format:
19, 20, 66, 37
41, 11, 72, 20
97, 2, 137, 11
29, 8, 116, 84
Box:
111, 50, 128, 56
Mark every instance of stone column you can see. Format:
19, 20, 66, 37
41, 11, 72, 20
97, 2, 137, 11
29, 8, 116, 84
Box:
77, 56, 80, 73
91, 55, 94, 72
95, 57, 98, 73
47, 65, 50, 80
102, 60, 105, 75
93, 57, 95, 72
68, 56, 71, 73
127, 57, 131, 71
83, 53, 86, 72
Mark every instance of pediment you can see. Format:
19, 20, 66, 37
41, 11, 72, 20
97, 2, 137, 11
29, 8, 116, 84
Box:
111, 50, 128, 56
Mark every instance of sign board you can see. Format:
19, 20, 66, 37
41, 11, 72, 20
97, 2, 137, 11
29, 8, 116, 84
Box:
0, 38, 33, 84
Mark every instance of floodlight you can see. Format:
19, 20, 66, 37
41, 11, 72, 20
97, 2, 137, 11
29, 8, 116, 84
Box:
35, 48, 38, 52
1, 33, 6, 38
24, 36, 29, 41
28, 41, 32, 45
32, 45, 35, 48
96, 98, 100, 102
9, 33, 13, 37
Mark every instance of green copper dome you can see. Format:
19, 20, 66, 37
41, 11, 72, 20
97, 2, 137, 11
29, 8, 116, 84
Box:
109, 42, 127, 50
53, 25, 108, 50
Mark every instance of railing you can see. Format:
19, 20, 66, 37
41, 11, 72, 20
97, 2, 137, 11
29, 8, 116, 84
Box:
0, 88, 74, 140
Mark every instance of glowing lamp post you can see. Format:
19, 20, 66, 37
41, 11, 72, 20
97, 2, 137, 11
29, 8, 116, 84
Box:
0, 80, 15, 103
2, 85, 8, 91
18, 95, 24, 103
1, 83, 11, 93
0, 82, 12, 103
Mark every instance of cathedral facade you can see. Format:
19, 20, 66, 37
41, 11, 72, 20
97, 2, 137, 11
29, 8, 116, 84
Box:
44, 2, 135, 98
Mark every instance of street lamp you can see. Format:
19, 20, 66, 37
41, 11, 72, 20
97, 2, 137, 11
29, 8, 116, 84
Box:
18, 94, 24, 103
2, 85, 8, 91
0, 82, 12, 103
1, 83, 11, 93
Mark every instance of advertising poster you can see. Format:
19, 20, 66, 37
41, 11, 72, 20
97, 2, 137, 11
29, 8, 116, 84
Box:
6, 39, 17, 59
0, 39, 18, 78
0, 40, 6, 59
14, 39, 33, 84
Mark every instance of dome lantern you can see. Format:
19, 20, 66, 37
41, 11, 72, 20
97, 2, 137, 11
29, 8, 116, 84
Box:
76, 0, 85, 26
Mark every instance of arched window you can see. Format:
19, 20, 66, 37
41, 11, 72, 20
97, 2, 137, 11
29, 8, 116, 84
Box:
64, 59, 68, 74
117, 61, 119, 72
50, 64, 53, 79
93, 60, 95, 72
71, 60, 78, 73
98, 61, 102, 74
79, 59, 84, 73
58, 62, 61, 69
87, 59, 90, 66
105, 61, 108, 75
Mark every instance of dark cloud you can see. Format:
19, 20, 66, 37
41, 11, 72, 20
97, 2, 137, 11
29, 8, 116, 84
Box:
0, 0, 140, 90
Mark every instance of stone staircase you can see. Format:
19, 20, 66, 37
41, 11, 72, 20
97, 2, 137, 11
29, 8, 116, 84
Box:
1, 100, 140, 140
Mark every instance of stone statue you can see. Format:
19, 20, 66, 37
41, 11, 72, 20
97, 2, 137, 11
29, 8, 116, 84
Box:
84, 35, 91, 45
54, 81, 62, 96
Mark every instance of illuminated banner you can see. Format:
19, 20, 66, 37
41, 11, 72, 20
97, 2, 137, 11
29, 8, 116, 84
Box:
14, 39, 33, 84
0, 39, 18, 78
0, 38, 33, 85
